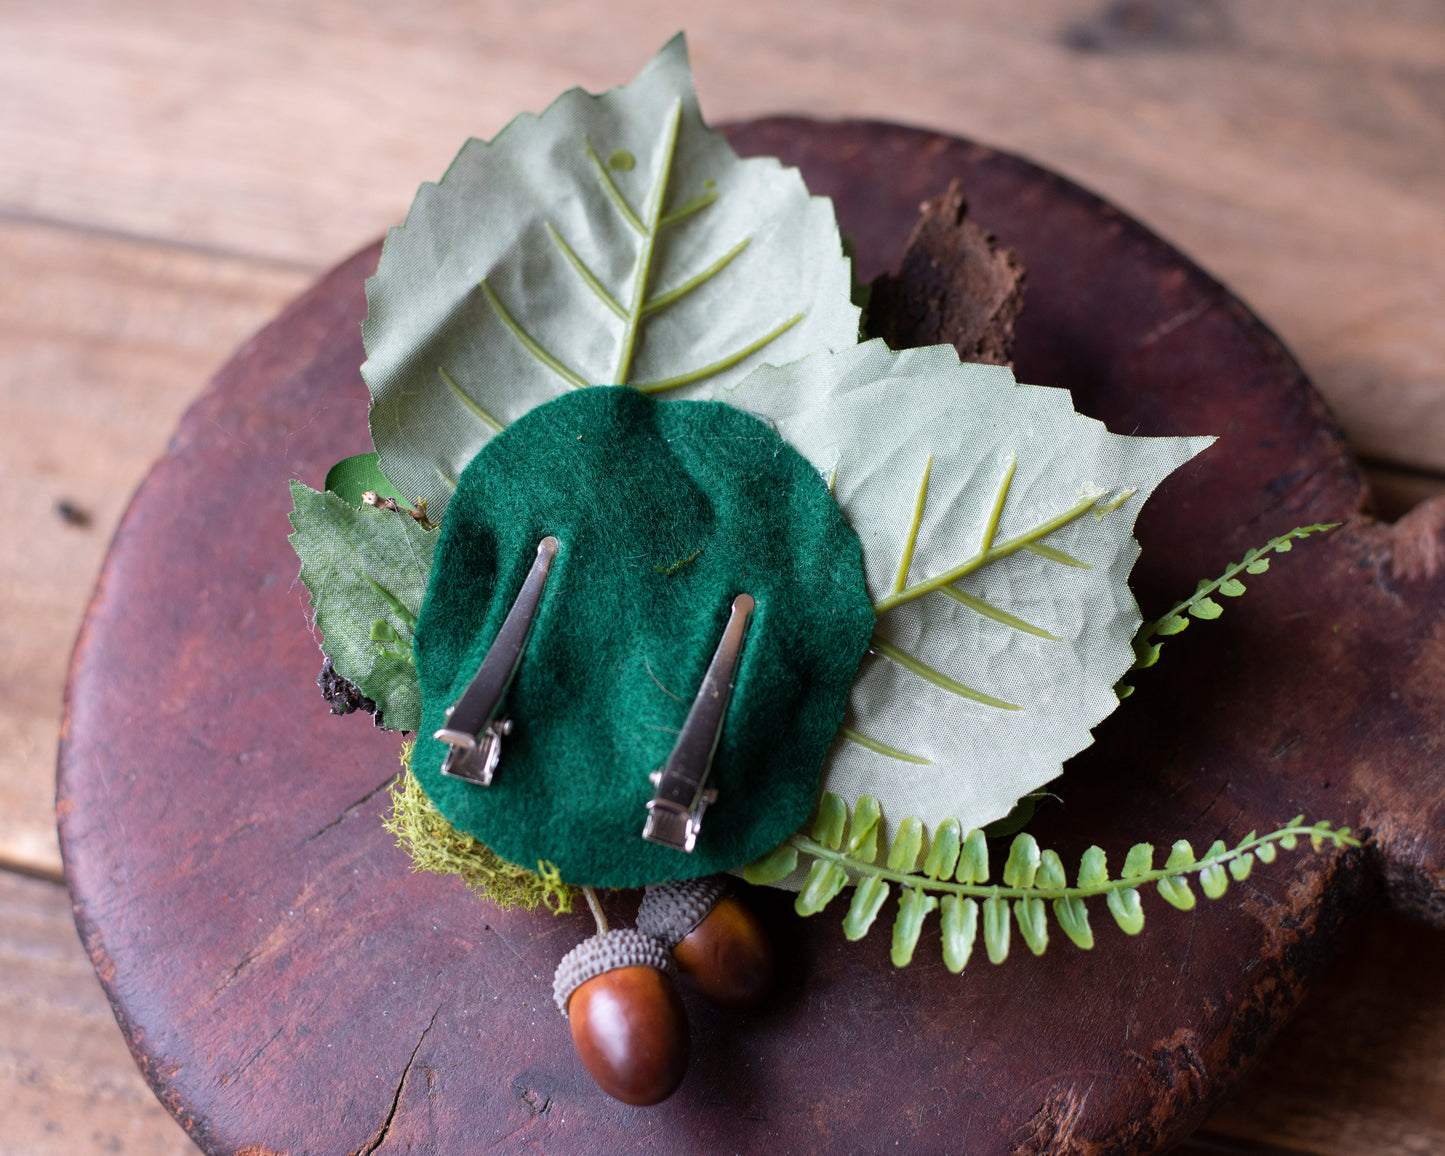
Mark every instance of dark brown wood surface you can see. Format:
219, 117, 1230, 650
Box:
57, 120, 1445, 1155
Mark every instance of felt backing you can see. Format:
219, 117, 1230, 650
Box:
412, 387, 875, 888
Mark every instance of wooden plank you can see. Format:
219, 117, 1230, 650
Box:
0, 869, 199, 1154
1363, 461, 1445, 524
1202, 914, 1445, 1156
0, 219, 309, 875
0, 1, 1442, 472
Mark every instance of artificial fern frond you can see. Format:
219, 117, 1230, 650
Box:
743, 792, 1358, 971
1118, 523, 1338, 696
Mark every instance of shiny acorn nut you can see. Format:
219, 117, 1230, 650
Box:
552, 929, 689, 1105
637, 878, 775, 1009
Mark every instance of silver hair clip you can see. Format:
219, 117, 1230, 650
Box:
435, 536, 559, 785
642, 593, 755, 852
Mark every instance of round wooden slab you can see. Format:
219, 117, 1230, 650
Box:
59, 120, 1445, 1155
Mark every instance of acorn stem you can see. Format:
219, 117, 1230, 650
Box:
583, 886, 609, 934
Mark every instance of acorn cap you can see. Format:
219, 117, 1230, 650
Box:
553, 929, 677, 1015
635, 877, 727, 950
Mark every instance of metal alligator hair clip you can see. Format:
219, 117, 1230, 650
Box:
434, 536, 560, 786
642, 592, 755, 852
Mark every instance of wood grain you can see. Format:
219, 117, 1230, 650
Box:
55, 121, 1445, 1155
0, 870, 200, 1155
1203, 913, 1445, 1156
2, 1, 1443, 471
0, 219, 308, 875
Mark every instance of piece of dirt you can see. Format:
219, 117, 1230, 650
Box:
317, 657, 384, 727
867, 179, 1026, 367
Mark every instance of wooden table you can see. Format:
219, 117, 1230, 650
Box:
4, 2, 1444, 1152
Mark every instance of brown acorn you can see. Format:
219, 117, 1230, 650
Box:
552, 929, 689, 1105
637, 878, 775, 1009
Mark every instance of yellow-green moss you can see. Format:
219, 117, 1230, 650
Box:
383, 743, 574, 913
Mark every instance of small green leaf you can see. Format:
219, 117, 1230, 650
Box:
982, 794, 1037, 838
324, 452, 405, 507
1107, 887, 1145, 934
1078, 845, 1109, 889
795, 860, 848, 916
1245, 557, 1270, 574
887, 817, 925, 872
1053, 897, 1094, 949
940, 895, 979, 973
1014, 897, 1048, 955
843, 875, 889, 940
1275, 538, 1293, 552
288, 482, 437, 731
1189, 597, 1223, 620
1165, 840, 1196, 871
1037, 849, 1067, 891
1134, 640, 1164, 669
1156, 615, 1190, 636
956, 829, 990, 885
813, 793, 847, 850
1228, 852, 1254, 882
924, 818, 962, 880
1002, 833, 1041, 888
742, 843, 798, 884
1279, 831, 1299, 851
1199, 862, 1229, 899
983, 895, 1011, 964
1256, 841, 1278, 864
891, 887, 939, 966
1218, 578, 1247, 597
1122, 843, 1154, 879
370, 619, 399, 643
846, 795, 882, 863
1157, 875, 1196, 911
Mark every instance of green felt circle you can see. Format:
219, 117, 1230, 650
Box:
412, 387, 875, 888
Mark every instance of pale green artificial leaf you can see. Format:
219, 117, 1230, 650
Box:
362, 34, 859, 517
288, 481, 437, 731
891, 887, 939, 966
845, 794, 883, 863
795, 859, 848, 915
725, 340, 1213, 847
742, 843, 798, 885
1053, 896, 1093, 949
1014, 896, 1048, 955
983, 894, 1011, 964
924, 817, 962, 880
940, 895, 978, 972
844, 874, 890, 940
